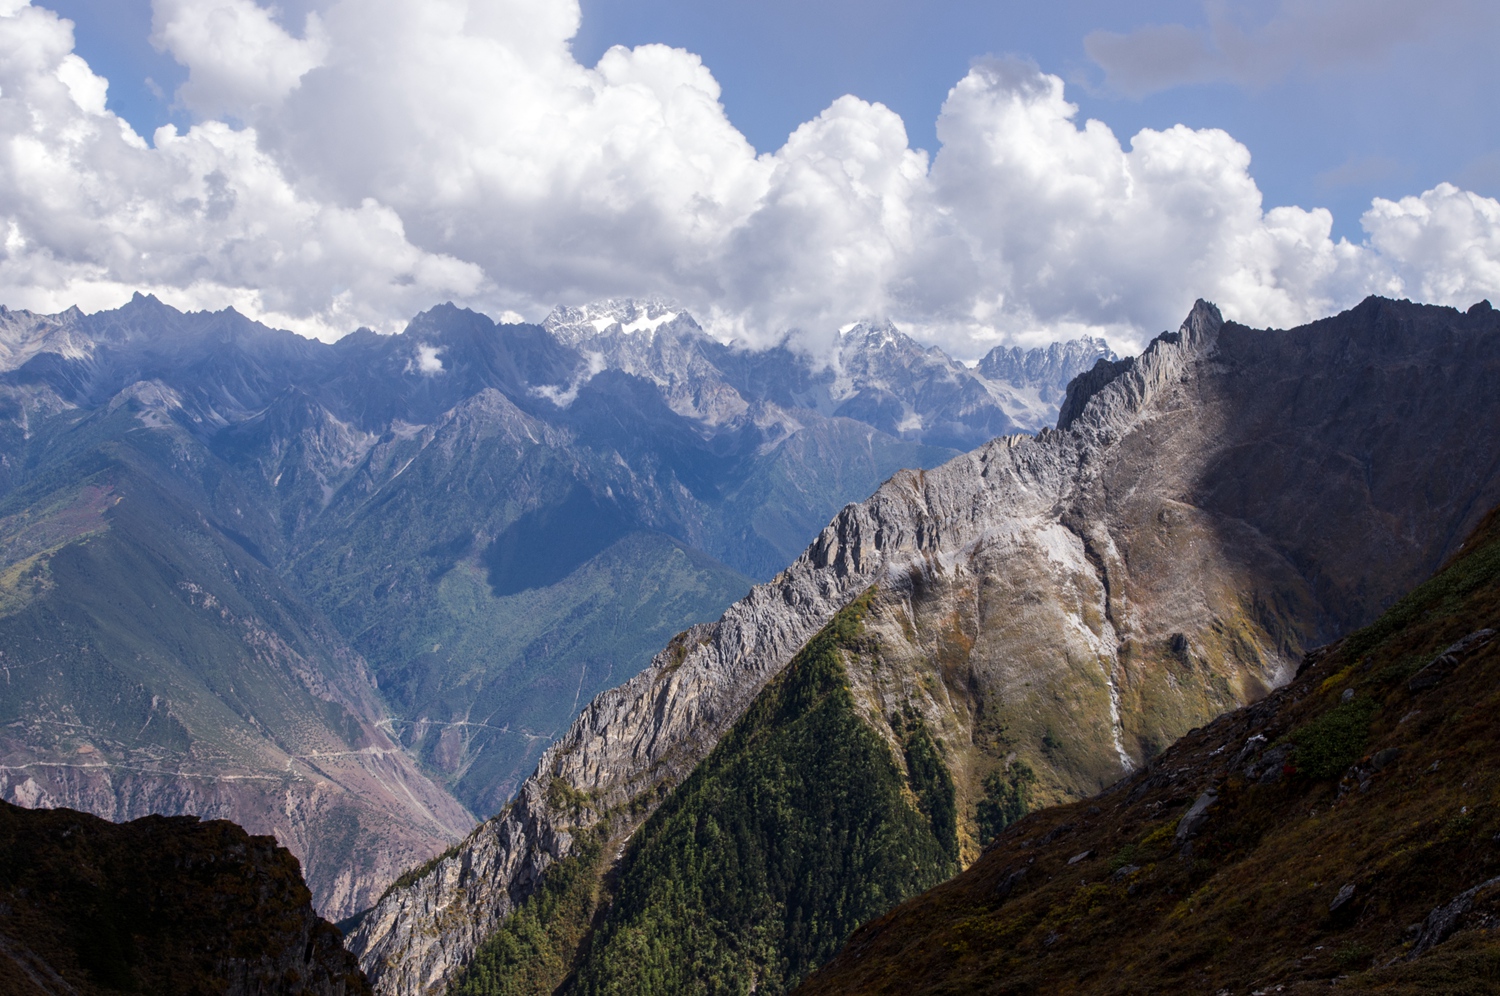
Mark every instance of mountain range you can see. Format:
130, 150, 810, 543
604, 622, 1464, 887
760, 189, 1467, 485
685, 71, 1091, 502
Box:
0, 293, 1109, 916
346, 296, 1500, 995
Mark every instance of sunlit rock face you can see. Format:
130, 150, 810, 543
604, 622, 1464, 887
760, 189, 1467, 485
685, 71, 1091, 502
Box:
349, 296, 1500, 994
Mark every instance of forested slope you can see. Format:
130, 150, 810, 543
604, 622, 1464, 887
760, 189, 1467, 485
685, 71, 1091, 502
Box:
450, 592, 958, 996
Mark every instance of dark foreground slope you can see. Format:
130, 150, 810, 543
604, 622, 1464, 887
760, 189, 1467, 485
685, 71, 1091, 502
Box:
800, 506, 1500, 996
0, 801, 369, 995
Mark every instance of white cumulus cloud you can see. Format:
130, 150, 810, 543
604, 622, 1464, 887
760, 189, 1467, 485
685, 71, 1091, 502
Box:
0, 0, 1496, 354
910, 59, 1385, 346
0, 2, 483, 338
1363, 184, 1500, 306
152, 0, 327, 119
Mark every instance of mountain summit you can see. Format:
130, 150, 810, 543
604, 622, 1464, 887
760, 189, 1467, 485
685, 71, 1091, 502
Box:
349, 296, 1500, 995
542, 298, 684, 344
538, 300, 1116, 447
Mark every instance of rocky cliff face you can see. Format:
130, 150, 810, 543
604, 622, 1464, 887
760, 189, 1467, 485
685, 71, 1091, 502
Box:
349, 296, 1500, 995
977, 334, 1116, 406
799, 502, 1500, 995
0, 800, 370, 995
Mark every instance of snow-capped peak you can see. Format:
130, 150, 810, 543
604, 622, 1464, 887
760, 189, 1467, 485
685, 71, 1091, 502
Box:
545, 298, 686, 343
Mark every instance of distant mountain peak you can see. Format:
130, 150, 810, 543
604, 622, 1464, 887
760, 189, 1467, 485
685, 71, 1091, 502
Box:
544, 298, 688, 343
835, 320, 936, 366
976, 334, 1120, 407
0, 303, 95, 372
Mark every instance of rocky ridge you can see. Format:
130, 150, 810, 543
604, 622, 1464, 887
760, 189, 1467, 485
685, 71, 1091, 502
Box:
349, 296, 1500, 994
346, 381, 1089, 993
977, 334, 1115, 406
541, 300, 1114, 446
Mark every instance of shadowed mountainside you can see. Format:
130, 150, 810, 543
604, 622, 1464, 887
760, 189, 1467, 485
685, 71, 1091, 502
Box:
0, 800, 370, 996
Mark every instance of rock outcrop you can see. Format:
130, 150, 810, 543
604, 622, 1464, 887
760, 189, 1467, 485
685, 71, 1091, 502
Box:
977, 333, 1116, 407
0, 800, 370, 995
349, 296, 1500, 994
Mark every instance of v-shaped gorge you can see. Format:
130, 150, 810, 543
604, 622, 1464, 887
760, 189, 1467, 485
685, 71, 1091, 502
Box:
349, 296, 1500, 995
0, 294, 1098, 916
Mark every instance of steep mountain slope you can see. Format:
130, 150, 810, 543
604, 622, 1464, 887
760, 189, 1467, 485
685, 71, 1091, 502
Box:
0, 801, 369, 995
800, 504, 1500, 996
451, 592, 958, 996
348, 296, 1500, 995
0, 397, 473, 918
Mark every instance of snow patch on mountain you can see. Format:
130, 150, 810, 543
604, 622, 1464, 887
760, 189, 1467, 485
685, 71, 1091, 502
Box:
545, 298, 683, 344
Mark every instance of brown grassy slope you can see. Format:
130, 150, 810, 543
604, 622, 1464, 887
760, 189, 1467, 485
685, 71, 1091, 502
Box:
0, 802, 370, 996
799, 506, 1500, 996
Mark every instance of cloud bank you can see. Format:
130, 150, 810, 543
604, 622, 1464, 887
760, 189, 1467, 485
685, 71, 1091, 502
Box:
0, 0, 1496, 354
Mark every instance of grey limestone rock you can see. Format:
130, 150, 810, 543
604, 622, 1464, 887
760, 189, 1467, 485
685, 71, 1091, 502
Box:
1176, 789, 1220, 841
1408, 875, 1500, 958
1409, 629, 1496, 691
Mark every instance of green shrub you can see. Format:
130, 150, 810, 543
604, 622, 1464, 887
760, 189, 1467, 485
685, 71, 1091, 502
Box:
1333, 943, 1371, 972
1291, 697, 1378, 779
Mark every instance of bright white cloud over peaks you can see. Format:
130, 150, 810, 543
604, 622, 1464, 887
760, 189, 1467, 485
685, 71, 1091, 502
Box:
0, 0, 1497, 351
0, 1, 481, 338
1363, 184, 1500, 307
917, 59, 1383, 343
709, 95, 928, 353
254, 0, 771, 321
152, 0, 327, 118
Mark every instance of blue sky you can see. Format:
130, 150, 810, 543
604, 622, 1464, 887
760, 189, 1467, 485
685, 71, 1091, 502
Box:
4, 0, 1498, 351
